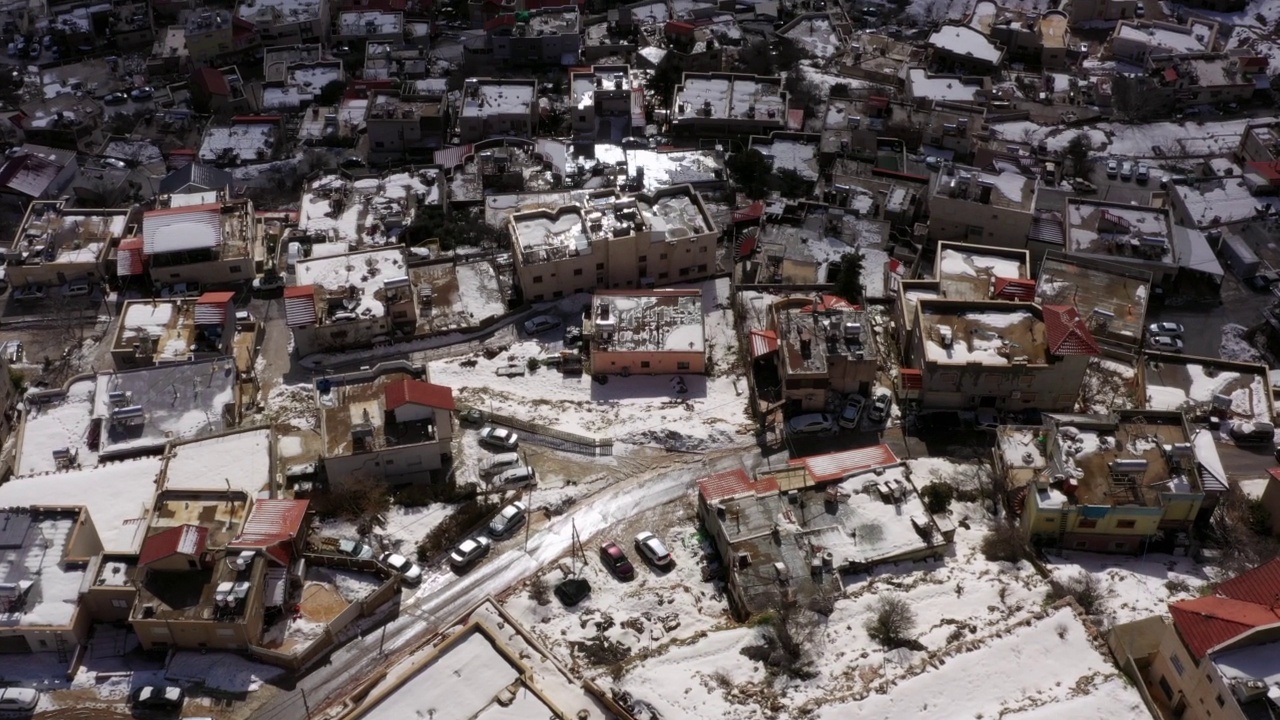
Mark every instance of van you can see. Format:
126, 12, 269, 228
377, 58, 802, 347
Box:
286, 241, 301, 270
63, 279, 91, 297
493, 465, 536, 488
481, 452, 521, 477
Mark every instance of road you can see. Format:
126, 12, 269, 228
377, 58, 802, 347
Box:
245, 445, 755, 720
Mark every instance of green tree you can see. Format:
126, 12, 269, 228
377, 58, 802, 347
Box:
1065, 133, 1091, 179
317, 79, 346, 106
649, 52, 685, 109
772, 168, 809, 199
833, 252, 865, 303
726, 148, 772, 200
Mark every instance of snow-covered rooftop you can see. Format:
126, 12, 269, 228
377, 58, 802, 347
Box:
298, 171, 441, 246
781, 16, 841, 59
674, 75, 785, 122
928, 24, 1004, 64
237, 0, 324, 24
162, 429, 273, 496
591, 290, 704, 354
936, 245, 1028, 299
1173, 177, 1280, 229
16, 380, 99, 476
1067, 200, 1175, 261
0, 512, 83, 628
93, 358, 239, 458
198, 123, 279, 164
296, 246, 408, 319
1114, 20, 1214, 55
907, 69, 984, 102
460, 80, 535, 117
338, 10, 403, 36
921, 306, 1045, 365
755, 138, 819, 181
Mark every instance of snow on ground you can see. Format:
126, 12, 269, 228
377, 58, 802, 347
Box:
991, 116, 1279, 158
166, 650, 285, 693
319, 503, 455, 555
1045, 551, 1214, 625
449, 262, 507, 324
308, 566, 385, 602
1221, 323, 1265, 363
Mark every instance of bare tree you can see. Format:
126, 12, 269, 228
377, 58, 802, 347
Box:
981, 518, 1028, 562
742, 590, 827, 679
1208, 484, 1280, 578
865, 593, 916, 648
1046, 571, 1108, 616
312, 472, 390, 536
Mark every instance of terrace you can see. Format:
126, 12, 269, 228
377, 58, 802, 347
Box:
1036, 253, 1152, 347
149, 493, 252, 550
198, 123, 280, 165
263, 43, 323, 83
674, 75, 786, 122
775, 301, 877, 377
935, 244, 1029, 301
934, 163, 1035, 212
1066, 200, 1174, 262
295, 247, 410, 322
133, 550, 264, 623
920, 306, 1048, 365
112, 300, 199, 358
590, 290, 704, 354
460, 80, 535, 118
5, 202, 131, 269
0, 510, 84, 629
1046, 413, 1200, 507
318, 371, 443, 457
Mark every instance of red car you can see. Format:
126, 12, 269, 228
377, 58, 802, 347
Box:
600, 542, 635, 580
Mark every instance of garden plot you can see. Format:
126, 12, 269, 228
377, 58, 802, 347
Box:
1044, 551, 1214, 625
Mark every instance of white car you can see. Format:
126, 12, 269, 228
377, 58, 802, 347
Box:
479, 425, 518, 450
0, 688, 38, 711
868, 390, 893, 423
252, 274, 286, 291
838, 395, 865, 430
379, 552, 422, 585
634, 531, 673, 567
488, 501, 527, 537
1120, 160, 1134, 180
1105, 159, 1118, 177
492, 465, 536, 488
1147, 322, 1184, 336
449, 536, 492, 570
1135, 163, 1151, 183
523, 315, 561, 335
787, 413, 833, 435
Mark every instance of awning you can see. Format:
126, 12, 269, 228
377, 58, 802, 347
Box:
749, 329, 779, 359
284, 285, 318, 327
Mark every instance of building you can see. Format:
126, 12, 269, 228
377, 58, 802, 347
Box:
0, 146, 80, 207
457, 79, 538, 143
999, 410, 1223, 553
585, 288, 706, 375
1145, 54, 1260, 110
261, 61, 344, 112
696, 447, 952, 618
927, 24, 1006, 73
974, 4, 1072, 69
904, 299, 1098, 410
190, 66, 258, 115
236, 0, 331, 48
1035, 252, 1153, 351
318, 367, 456, 483
1044, 199, 1185, 286
508, 185, 718, 302
296, 172, 443, 246
569, 64, 645, 141
1108, 558, 1280, 720
904, 68, 991, 106
0, 507, 101, 655
183, 10, 260, 68
1108, 19, 1218, 63
927, 162, 1038, 248
483, 7, 581, 65
110, 295, 238, 369
157, 163, 233, 196
138, 195, 260, 288
4, 201, 137, 289
285, 246, 419, 356
671, 73, 789, 135
758, 294, 879, 413
335, 10, 404, 42
366, 90, 448, 162
198, 116, 284, 166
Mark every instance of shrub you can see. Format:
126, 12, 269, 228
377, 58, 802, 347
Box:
864, 593, 916, 648
920, 482, 954, 515
1047, 571, 1107, 615
417, 497, 499, 560
981, 521, 1027, 563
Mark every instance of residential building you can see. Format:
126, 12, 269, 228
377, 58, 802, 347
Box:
0, 507, 102, 655
483, 7, 581, 65
1000, 410, 1224, 553
508, 185, 718, 302
4, 201, 137, 289
236, 0, 331, 48
973, 5, 1072, 69
585, 288, 706, 376
261, 61, 344, 112
1146, 54, 1259, 109
904, 68, 991, 106
110, 295, 238, 369
927, 24, 1006, 73
755, 294, 879, 413
318, 368, 456, 483
263, 43, 323, 82
457, 79, 538, 143
927, 162, 1038, 248
921, 104, 988, 161
296, 172, 443, 247
158, 163, 233, 196
198, 116, 284, 166
904, 299, 1098, 410
1108, 19, 1218, 63
1109, 558, 1280, 720
1043, 199, 1187, 286
139, 195, 260, 288
1035, 252, 1154, 351
190, 66, 258, 115
0, 146, 80, 207
569, 64, 645, 140
671, 73, 789, 136
366, 90, 448, 162
335, 10, 404, 42
183, 9, 260, 68
285, 246, 419, 356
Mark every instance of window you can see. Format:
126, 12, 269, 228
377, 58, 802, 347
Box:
640, 361, 650, 368
1078, 518, 1098, 529
679, 268, 690, 276
375, 141, 385, 148
37, 639, 47, 649
170, 273, 180, 279
1171, 654, 1185, 676
111, 599, 129, 609
579, 114, 587, 122
573, 268, 582, 276
596, 262, 604, 270
638, 255, 647, 262
1117, 519, 1136, 529
677, 361, 690, 370
658, 272, 668, 279
1216, 694, 1225, 708
660, 253, 667, 260
553, 291, 563, 298
1112, 542, 1127, 550
1158, 676, 1173, 701
229, 264, 242, 273
533, 275, 543, 283
697, 264, 707, 273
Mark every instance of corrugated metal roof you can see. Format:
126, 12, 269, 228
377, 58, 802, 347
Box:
231, 499, 309, 549
284, 285, 318, 327
116, 237, 145, 277
385, 378, 456, 411
1169, 558, 1280, 657
433, 143, 475, 169
0, 153, 64, 198
749, 329, 778, 359
793, 444, 900, 483
698, 468, 779, 503
144, 204, 223, 255
138, 524, 208, 566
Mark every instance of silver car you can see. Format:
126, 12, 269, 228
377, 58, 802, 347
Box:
1147, 322, 1184, 336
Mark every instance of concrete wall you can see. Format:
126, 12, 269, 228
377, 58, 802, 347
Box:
591, 349, 705, 375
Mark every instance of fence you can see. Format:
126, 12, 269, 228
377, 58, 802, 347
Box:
247, 575, 401, 673
467, 406, 613, 456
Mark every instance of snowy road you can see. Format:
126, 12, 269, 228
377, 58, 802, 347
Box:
246, 447, 754, 720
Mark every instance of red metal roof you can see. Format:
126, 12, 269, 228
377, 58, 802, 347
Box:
900, 368, 923, 389
731, 200, 764, 224
433, 143, 475, 169
787, 108, 804, 131
116, 237, 146, 277
791, 444, 900, 483
230, 499, 310, 564
195, 291, 234, 324
698, 468, 780, 503
138, 524, 208, 567
735, 226, 759, 260
664, 19, 696, 35
194, 67, 231, 96
284, 285, 318, 328
385, 378, 456, 412
1042, 305, 1100, 356
749, 329, 779, 359
1246, 162, 1280, 183
197, 291, 236, 305
993, 277, 1037, 301
801, 294, 856, 313
1170, 558, 1280, 658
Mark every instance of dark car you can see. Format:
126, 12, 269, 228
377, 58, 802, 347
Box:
133, 685, 184, 710
600, 541, 635, 580
103, 92, 128, 105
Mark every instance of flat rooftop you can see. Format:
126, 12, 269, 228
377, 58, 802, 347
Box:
163, 429, 273, 496
339, 10, 403, 36
1114, 20, 1212, 54
199, 123, 279, 164
776, 300, 877, 376
935, 245, 1028, 301
0, 458, 163, 553
298, 171, 441, 246
754, 138, 819, 181
6, 201, 130, 267
113, 300, 197, 356
908, 69, 985, 102
1173, 177, 1280, 229
921, 305, 1048, 365
237, 0, 323, 23
935, 163, 1034, 211
0, 510, 83, 629
149, 493, 251, 550
523, 8, 578, 34
512, 189, 713, 264
929, 24, 1003, 64
295, 246, 409, 320
674, 75, 785, 122
1036, 254, 1151, 345
134, 551, 264, 623
263, 44, 323, 83
460, 80, 535, 118
1046, 413, 1199, 507
1143, 359, 1270, 422
1066, 200, 1174, 263
93, 358, 239, 459
16, 379, 100, 476
590, 289, 704, 354
571, 67, 631, 109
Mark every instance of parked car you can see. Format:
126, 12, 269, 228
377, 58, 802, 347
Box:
160, 281, 201, 298
492, 465, 536, 488
1148, 335, 1184, 352
0, 687, 38, 711
1135, 163, 1150, 183
1119, 160, 1135, 180
838, 395, 865, 430
478, 425, 518, 450
1105, 159, 1118, 177
523, 315, 562, 335
337, 538, 374, 560
129, 85, 153, 100
12, 284, 45, 301
1147, 322, 1184, 336
103, 92, 128, 105
1072, 178, 1097, 194
787, 413, 833, 435
600, 541, 635, 580
634, 531, 673, 568
380, 552, 423, 585
488, 501, 527, 537
1135, 2, 1145, 16
252, 273, 286, 292
1246, 272, 1280, 292
480, 451, 521, 477
340, 155, 365, 168
448, 536, 492, 570
133, 685, 185, 710
1230, 421, 1275, 445
62, 279, 91, 297
868, 390, 893, 423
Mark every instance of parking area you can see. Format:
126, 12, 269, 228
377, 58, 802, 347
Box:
1088, 158, 1160, 205
1146, 273, 1275, 358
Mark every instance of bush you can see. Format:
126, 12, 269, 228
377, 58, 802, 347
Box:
981, 521, 1027, 563
417, 497, 499, 561
1047, 571, 1107, 615
526, 356, 540, 373
920, 482, 954, 515
864, 593, 916, 648
310, 474, 390, 537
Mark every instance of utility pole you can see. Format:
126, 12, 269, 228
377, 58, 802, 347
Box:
300, 686, 313, 719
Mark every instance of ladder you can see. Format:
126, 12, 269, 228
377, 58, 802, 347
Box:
1057, 510, 1070, 547
54, 632, 68, 663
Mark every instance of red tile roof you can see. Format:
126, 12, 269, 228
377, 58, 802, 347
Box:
698, 468, 780, 503
1170, 558, 1280, 658
116, 237, 146, 277
992, 277, 1037, 301
791, 444, 900, 483
384, 378, 456, 412
194, 67, 230, 96
1042, 305, 1100, 356
138, 524, 208, 567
